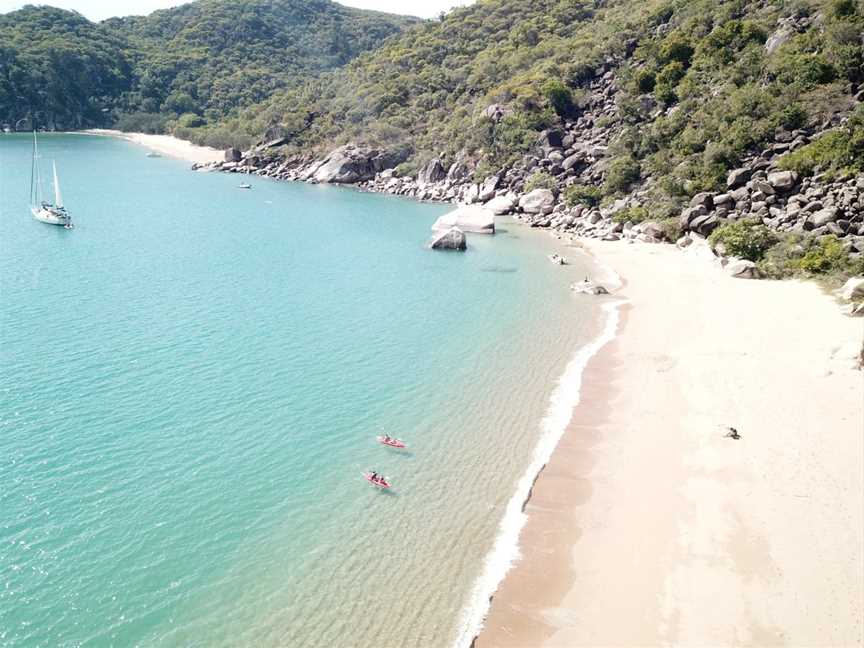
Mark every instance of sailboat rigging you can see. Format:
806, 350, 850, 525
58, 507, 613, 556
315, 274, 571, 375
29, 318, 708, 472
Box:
30, 131, 72, 229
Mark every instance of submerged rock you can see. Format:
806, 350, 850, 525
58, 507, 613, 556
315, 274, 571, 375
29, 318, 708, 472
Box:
430, 227, 467, 251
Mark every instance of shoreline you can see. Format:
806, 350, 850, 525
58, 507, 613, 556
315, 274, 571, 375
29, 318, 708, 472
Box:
473, 239, 864, 647
81, 129, 223, 165
454, 292, 625, 648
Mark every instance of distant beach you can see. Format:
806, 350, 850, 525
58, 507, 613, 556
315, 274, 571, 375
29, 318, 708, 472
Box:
82, 129, 222, 165
475, 239, 864, 647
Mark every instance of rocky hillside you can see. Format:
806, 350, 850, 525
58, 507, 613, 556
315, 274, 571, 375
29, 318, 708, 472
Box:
0, 1, 417, 138
210, 0, 864, 285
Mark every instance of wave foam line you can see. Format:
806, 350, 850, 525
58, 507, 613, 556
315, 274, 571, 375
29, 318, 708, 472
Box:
453, 297, 624, 648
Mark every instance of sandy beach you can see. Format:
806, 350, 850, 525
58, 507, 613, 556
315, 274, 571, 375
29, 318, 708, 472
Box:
476, 239, 864, 647
83, 129, 223, 165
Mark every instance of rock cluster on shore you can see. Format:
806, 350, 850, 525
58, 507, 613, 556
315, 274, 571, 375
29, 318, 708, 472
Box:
192, 59, 863, 307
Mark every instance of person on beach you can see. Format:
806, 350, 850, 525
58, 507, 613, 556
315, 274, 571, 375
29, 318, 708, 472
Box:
725, 427, 741, 440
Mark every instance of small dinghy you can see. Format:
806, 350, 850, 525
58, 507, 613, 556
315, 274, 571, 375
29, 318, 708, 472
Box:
238, 183, 252, 189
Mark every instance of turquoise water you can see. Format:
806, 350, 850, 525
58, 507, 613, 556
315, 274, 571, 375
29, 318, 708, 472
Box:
0, 134, 600, 647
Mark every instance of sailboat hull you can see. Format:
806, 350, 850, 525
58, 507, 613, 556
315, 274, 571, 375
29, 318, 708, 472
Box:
31, 205, 71, 227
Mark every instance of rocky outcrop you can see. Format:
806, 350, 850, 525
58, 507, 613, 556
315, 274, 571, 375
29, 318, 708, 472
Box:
839, 277, 864, 302
224, 147, 242, 162
418, 158, 446, 186
311, 144, 401, 184
484, 193, 517, 215
430, 227, 467, 251
431, 205, 495, 234
519, 189, 555, 215
726, 259, 761, 279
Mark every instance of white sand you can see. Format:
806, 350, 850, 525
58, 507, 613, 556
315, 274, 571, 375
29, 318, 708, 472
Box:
477, 239, 864, 647
84, 129, 223, 165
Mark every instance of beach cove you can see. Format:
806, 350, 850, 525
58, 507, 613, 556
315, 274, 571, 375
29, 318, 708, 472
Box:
147, 129, 863, 646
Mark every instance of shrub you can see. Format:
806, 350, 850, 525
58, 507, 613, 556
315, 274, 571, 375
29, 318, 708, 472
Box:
176, 112, 206, 128
659, 33, 694, 65
603, 156, 641, 194
708, 220, 778, 261
656, 61, 686, 87
797, 235, 853, 274
524, 170, 557, 192
660, 217, 682, 242
635, 69, 656, 93
564, 183, 602, 207
779, 109, 864, 176
831, 0, 858, 18
115, 111, 169, 134
757, 234, 808, 278
541, 79, 575, 117
612, 206, 650, 223
777, 103, 808, 130
771, 52, 836, 87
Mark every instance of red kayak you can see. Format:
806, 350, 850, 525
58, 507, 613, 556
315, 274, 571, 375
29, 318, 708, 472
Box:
362, 471, 391, 489
376, 435, 406, 449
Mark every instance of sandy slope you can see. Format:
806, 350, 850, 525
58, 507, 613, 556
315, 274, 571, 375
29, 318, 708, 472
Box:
83, 130, 223, 165
476, 239, 864, 647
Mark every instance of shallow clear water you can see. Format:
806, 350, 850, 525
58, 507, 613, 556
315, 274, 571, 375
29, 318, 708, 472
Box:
0, 134, 600, 647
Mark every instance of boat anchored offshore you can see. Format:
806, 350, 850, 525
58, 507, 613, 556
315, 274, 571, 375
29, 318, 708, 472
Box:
362, 471, 391, 489
238, 182, 252, 189
376, 435, 406, 449
30, 132, 72, 228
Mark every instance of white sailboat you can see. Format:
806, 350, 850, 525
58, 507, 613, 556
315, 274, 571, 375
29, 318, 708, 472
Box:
30, 132, 72, 228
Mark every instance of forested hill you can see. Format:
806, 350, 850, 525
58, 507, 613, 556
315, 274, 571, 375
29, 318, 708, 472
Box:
0, 1, 418, 133
236, 0, 863, 179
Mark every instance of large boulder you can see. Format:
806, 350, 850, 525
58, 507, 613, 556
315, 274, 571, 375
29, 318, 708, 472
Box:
312, 144, 401, 184
478, 174, 500, 202
690, 192, 715, 211
808, 207, 839, 229
418, 158, 446, 186
690, 212, 720, 236
536, 128, 564, 152
519, 188, 556, 214
224, 147, 242, 163
562, 151, 586, 171
727, 167, 752, 189
484, 193, 517, 215
446, 150, 473, 183
430, 227, 467, 251
839, 277, 864, 301
431, 205, 495, 234
767, 170, 798, 191
726, 259, 761, 279
482, 103, 514, 122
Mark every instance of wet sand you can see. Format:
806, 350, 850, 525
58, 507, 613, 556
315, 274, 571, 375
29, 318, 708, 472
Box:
476, 239, 864, 647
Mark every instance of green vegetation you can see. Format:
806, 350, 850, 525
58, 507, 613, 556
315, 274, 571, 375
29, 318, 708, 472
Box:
524, 170, 556, 192
611, 206, 650, 224
708, 220, 778, 262
0, 1, 416, 141
564, 184, 602, 208
758, 233, 864, 279
779, 106, 864, 177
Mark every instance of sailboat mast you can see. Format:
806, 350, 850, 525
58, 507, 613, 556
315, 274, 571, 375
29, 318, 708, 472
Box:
53, 161, 62, 208
30, 131, 36, 206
